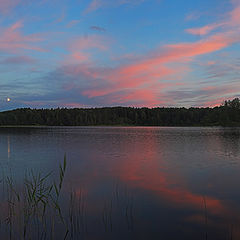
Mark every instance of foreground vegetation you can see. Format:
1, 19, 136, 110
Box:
0, 157, 134, 239
0, 157, 70, 239
0, 98, 240, 126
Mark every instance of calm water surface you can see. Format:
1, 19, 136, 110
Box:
0, 127, 240, 239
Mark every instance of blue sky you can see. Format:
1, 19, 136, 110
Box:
0, 0, 239, 110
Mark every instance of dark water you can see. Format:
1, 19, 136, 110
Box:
0, 126, 240, 239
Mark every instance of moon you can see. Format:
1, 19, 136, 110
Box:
7, 98, 11, 102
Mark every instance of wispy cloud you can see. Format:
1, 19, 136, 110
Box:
63, 34, 110, 65
185, 23, 224, 36
0, 21, 45, 53
78, 32, 238, 102
186, 1, 240, 36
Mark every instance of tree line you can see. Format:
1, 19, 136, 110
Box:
0, 98, 239, 126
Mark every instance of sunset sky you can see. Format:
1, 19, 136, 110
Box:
0, 0, 240, 110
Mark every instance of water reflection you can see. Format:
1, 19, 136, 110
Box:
7, 136, 10, 160
0, 127, 240, 239
104, 128, 240, 239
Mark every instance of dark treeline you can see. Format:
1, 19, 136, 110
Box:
0, 98, 240, 126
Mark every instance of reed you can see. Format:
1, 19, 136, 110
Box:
0, 156, 68, 239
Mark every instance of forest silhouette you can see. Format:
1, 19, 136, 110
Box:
0, 98, 239, 126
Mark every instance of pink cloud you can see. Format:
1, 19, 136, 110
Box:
203, 97, 229, 107
80, 64, 177, 100
200, 85, 240, 107
80, 31, 237, 103
185, 23, 223, 35
186, 1, 240, 36
0, 21, 45, 53
62, 29, 238, 106
164, 33, 237, 59
9, 21, 23, 31
229, 5, 240, 25
63, 35, 109, 65
110, 33, 236, 80
70, 53, 89, 62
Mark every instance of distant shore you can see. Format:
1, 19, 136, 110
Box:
0, 98, 239, 127
0, 125, 240, 128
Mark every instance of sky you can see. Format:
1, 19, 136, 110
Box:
0, 0, 240, 110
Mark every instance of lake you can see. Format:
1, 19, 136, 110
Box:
0, 126, 240, 239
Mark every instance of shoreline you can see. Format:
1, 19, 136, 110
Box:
0, 125, 239, 128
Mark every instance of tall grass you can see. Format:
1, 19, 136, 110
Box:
0, 156, 68, 240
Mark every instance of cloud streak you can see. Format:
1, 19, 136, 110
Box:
0, 21, 45, 53
63, 30, 239, 105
